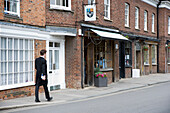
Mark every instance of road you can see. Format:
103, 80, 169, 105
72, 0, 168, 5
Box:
4, 82, 170, 113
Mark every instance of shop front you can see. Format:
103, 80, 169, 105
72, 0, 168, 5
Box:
81, 24, 128, 87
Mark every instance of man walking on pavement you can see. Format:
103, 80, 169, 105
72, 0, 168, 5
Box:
35, 49, 53, 102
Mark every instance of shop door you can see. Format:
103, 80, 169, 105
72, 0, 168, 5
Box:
48, 42, 61, 91
119, 42, 125, 79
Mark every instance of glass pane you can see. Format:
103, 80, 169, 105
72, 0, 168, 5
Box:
8, 62, 13, 73
56, 0, 61, 5
30, 51, 33, 60
25, 62, 28, 71
14, 73, 18, 84
55, 50, 59, 69
50, 0, 55, 5
8, 74, 13, 85
14, 50, 18, 60
25, 50, 28, 60
55, 42, 60, 47
30, 61, 33, 71
30, 40, 33, 50
25, 72, 28, 82
14, 39, 18, 49
20, 50, 23, 60
8, 38, 13, 49
19, 39, 23, 49
49, 50, 53, 70
25, 39, 28, 50
1, 74, 7, 86
20, 62, 23, 72
12, 1, 17, 12
19, 73, 23, 83
49, 42, 53, 47
1, 37, 6, 49
29, 72, 33, 82
14, 62, 18, 72
1, 62, 7, 74
8, 50, 12, 61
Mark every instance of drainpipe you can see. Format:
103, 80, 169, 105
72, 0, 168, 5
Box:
157, 0, 161, 73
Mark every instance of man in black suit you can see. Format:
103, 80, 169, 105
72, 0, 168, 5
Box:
35, 49, 53, 102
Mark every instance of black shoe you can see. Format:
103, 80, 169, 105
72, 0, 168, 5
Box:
35, 100, 41, 102
47, 97, 53, 101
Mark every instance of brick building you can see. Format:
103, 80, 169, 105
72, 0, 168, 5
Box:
0, 0, 169, 100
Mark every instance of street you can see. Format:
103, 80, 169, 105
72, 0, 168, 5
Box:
4, 82, 170, 113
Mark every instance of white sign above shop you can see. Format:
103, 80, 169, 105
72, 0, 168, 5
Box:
84, 5, 96, 21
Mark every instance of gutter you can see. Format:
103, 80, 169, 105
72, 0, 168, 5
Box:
157, 0, 161, 73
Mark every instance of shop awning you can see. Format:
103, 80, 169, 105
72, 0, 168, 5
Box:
91, 29, 128, 40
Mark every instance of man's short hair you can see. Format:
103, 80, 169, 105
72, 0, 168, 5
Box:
40, 49, 47, 56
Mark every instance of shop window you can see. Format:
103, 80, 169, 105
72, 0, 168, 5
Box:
104, 0, 110, 20
151, 45, 157, 64
125, 42, 132, 67
50, 0, 71, 10
168, 47, 170, 63
0, 37, 34, 89
4, 0, 20, 16
144, 45, 149, 65
125, 3, 129, 27
94, 40, 112, 69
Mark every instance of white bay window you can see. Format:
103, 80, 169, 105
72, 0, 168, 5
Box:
0, 37, 34, 90
50, 0, 71, 10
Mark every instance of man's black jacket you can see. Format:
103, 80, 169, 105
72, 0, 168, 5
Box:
35, 57, 48, 85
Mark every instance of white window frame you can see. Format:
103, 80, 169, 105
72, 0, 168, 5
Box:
168, 16, 170, 34
4, 0, 20, 16
50, 0, 71, 11
104, 0, 110, 20
152, 13, 155, 33
135, 7, 139, 29
144, 10, 148, 31
0, 37, 34, 90
125, 3, 129, 27
88, 0, 95, 5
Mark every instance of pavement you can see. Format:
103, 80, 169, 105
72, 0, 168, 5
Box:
0, 73, 170, 111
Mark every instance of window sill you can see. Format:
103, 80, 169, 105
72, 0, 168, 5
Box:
152, 63, 157, 66
135, 28, 140, 31
0, 82, 35, 91
144, 64, 150, 66
104, 18, 113, 22
50, 6, 73, 13
125, 26, 131, 29
4, 13, 23, 20
168, 63, 170, 65
144, 30, 148, 33
152, 32, 156, 34
100, 68, 113, 72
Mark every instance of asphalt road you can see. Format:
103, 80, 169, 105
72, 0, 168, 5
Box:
5, 82, 170, 113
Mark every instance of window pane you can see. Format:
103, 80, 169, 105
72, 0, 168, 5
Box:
14, 50, 18, 60
14, 62, 18, 72
1, 38, 6, 49
56, 0, 60, 5
8, 74, 13, 85
8, 38, 13, 49
30, 62, 33, 71
49, 42, 53, 47
12, 1, 17, 12
1, 74, 7, 86
50, 0, 55, 5
55, 42, 60, 47
8, 62, 13, 73
25, 50, 28, 60
1, 50, 7, 61
25, 72, 28, 82
55, 50, 59, 69
30, 40, 33, 50
19, 73, 24, 83
1, 63, 7, 74
29, 72, 33, 82
8, 50, 12, 61
49, 50, 53, 70
20, 62, 23, 72
20, 50, 23, 60
25, 39, 28, 50
14, 73, 18, 84
14, 39, 18, 49
25, 62, 28, 71
19, 39, 23, 49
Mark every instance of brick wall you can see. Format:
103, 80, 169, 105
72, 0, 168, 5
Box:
65, 36, 82, 89
0, 0, 46, 26
105, 71, 113, 84
125, 68, 132, 78
151, 65, 157, 74
144, 66, 150, 75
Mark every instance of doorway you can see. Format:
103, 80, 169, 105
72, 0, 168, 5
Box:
119, 41, 125, 79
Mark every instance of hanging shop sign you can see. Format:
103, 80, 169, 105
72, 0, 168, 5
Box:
84, 5, 96, 21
